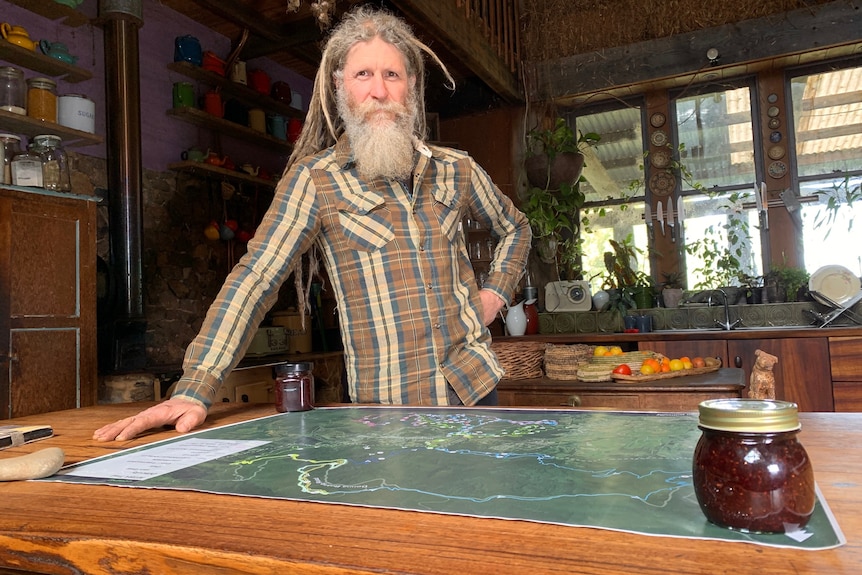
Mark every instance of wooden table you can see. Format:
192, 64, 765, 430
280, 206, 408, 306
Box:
1, 403, 860, 574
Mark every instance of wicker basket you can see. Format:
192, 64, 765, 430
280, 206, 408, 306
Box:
544, 344, 595, 380
491, 341, 546, 380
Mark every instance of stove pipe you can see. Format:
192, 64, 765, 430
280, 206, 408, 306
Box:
100, 0, 144, 320
99, 1, 147, 371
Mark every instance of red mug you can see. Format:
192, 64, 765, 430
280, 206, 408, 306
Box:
203, 90, 224, 118
287, 118, 303, 143
247, 69, 271, 95
271, 81, 292, 103
202, 51, 225, 76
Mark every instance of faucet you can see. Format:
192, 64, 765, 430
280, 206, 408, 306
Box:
707, 289, 742, 331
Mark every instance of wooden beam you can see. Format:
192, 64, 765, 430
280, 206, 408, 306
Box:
390, 0, 523, 104
526, 0, 862, 104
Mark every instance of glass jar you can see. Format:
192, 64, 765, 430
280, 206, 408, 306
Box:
273, 362, 314, 412
0, 66, 26, 115
692, 398, 816, 533
0, 133, 22, 185
31, 135, 71, 192
11, 146, 44, 188
26, 77, 58, 123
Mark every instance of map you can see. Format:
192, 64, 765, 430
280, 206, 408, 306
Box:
42, 407, 844, 550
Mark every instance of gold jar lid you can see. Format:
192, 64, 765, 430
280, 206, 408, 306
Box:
698, 398, 800, 432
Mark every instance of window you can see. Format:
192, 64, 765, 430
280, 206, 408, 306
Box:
789, 60, 862, 276
671, 82, 763, 288
569, 104, 648, 291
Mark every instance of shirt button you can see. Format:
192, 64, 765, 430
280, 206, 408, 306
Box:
426, 283, 433, 290
434, 323, 441, 329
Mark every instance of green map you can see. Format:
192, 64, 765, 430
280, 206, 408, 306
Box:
43, 407, 843, 550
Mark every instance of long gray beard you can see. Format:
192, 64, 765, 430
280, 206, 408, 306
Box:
337, 87, 417, 181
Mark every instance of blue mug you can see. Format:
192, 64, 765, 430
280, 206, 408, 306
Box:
266, 114, 287, 141
174, 35, 202, 66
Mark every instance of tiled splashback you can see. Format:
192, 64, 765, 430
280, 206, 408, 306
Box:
538, 301, 862, 334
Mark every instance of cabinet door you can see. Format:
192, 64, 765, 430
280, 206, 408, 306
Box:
726, 338, 833, 412
0, 191, 97, 418
639, 340, 728, 365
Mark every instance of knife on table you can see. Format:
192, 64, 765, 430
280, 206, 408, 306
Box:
656, 200, 665, 236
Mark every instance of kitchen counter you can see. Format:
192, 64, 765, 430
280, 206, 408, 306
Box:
1, 402, 860, 574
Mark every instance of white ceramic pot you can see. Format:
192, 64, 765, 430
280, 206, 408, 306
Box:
57, 94, 95, 133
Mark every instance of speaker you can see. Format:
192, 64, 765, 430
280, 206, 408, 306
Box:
545, 280, 592, 312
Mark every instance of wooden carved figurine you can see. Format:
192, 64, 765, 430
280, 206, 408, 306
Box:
748, 349, 778, 400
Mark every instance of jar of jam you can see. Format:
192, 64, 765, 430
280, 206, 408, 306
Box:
273, 362, 314, 412
693, 398, 815, 533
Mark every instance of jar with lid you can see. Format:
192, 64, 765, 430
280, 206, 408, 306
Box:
692, 398, 815, 533
0, 133, 22, 185
273, 362, 314, 412
26, 77, 58, 123
0, 66, 26, 115
10, 146, 44, 188
31, 134, 71, 192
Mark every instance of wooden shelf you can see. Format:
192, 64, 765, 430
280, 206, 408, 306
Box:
166, 106, 293, 153
0, 42, 93, 83
167, 61, 303, 118
6, 0, 91, 27
167, 160, 277, 188
0, 108, 103, 147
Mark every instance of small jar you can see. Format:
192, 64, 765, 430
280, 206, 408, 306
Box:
0, 133, 22, 185
31, 134, 71, 192
692, 398, 815, 533
26, 77, 58, 123
273, 362, 314, 412
11, 146, 44, 188
0, 66, 26, 115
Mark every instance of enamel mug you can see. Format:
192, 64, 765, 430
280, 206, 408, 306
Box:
172, 82, 195, 108
174, 35, 202, 66
230, 60, 247, 85
57, 94, 95, 133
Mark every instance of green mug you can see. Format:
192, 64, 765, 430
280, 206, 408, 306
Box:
172, 82, 194, 108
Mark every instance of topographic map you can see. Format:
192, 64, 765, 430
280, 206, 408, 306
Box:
43, 407, 843, 549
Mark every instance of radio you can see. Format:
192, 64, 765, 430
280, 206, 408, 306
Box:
545, 280, 592, 312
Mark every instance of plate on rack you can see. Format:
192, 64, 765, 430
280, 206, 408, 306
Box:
809, 265, 861, 305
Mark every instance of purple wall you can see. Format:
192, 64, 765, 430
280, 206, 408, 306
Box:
1, 0, 312, 172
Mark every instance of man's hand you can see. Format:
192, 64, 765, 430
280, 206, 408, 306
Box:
92, 398, 207, 442
479, 289, 506, 326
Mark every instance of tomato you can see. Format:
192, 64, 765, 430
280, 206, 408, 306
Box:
612, 364, 632, 376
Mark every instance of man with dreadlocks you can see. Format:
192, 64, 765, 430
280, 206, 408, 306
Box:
94, 5, 531, 442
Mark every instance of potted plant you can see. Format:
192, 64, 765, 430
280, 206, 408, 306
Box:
600, 236, 648, 313
521, 117, 600, 281
661, 271, 686, 308
765, 264, 811, 302
524, 117, 600, 191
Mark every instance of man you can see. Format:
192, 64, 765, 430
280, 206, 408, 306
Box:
94, 6, 530, 442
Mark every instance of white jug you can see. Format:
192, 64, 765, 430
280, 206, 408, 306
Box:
505, 300, 527, 336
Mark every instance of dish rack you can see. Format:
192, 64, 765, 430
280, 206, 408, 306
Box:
806, 290, 862, 327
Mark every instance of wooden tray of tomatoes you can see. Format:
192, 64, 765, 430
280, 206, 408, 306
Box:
611, 357, 722, 383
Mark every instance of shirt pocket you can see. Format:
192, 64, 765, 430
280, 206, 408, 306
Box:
336, 193, 394, 252
431, 184, 466, 244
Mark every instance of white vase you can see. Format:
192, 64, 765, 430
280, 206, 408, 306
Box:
505, 300, 527, 336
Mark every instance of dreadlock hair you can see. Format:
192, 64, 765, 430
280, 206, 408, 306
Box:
285, 5, 454, 170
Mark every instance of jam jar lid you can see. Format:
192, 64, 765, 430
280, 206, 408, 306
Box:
698, 398, 800, 432
272, 361, 314, 376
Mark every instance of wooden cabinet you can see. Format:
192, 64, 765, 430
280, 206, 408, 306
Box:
498, 370, 744, 411
0, 187, 97, 418
830, 336, 862, 411
640, 336, 833, 411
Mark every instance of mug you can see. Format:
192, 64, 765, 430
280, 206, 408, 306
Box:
636, 315, 653, 333
266, 113, 287, 140
248, 108, 266, 133
202, 51, 226, 76
271, 81, 292, 103
181, 147, 205, 162
174, 35, 202, 66
230, 60, 247, 85
287, 117, 303, 143
203, 90, 224, 118
247, 69, 271, 95
172, 82, 195, 108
